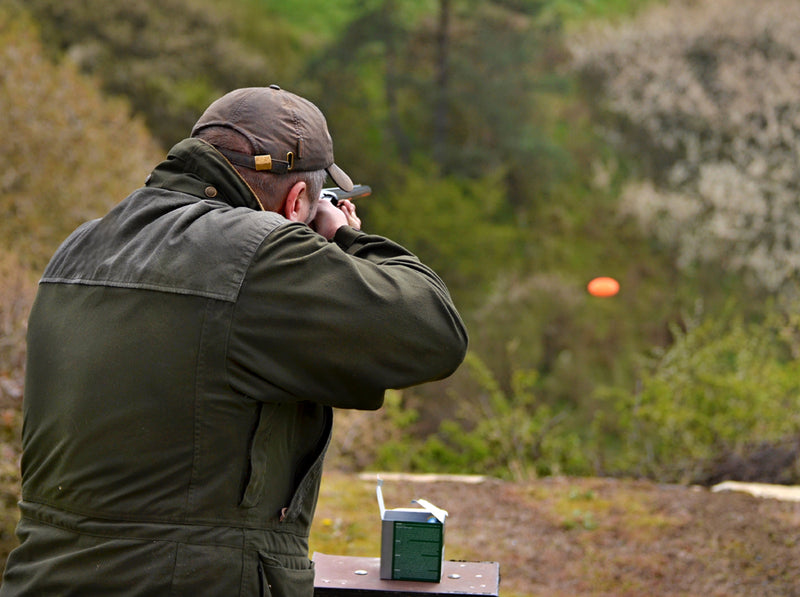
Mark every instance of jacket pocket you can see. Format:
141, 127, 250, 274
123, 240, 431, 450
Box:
257, 554, 315, 597
280, 406, 332, 526
240, 403, 275, 508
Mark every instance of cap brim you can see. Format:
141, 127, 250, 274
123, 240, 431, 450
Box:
327, 163, 354, 192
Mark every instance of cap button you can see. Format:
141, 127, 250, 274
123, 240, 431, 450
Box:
269, 84, 281, 90
204, 186, 218, 198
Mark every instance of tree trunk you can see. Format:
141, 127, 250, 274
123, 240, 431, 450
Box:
433, 0, 450, 167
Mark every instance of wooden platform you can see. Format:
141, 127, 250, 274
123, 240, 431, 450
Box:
312, 553, 500, 596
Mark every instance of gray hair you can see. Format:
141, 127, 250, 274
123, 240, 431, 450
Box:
193, 126, 326, 212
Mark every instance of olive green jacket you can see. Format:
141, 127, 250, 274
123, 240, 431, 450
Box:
1, 139, 467, 596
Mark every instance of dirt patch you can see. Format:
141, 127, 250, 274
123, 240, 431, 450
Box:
315, 473, 800, 596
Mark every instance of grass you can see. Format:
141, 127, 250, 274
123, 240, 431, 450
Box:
310, 473, 380, 557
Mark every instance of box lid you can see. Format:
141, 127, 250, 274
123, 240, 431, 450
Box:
376, 477, 448, 523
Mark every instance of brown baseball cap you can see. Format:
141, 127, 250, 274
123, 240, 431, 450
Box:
191, 85, 353, 191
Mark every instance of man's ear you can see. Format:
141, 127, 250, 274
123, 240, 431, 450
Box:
281, 181, 308, 222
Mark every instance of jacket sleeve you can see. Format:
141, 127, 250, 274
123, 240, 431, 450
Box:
227, 223, 468, 410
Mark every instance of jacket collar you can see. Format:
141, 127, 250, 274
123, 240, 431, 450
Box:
145, 138, 265, 211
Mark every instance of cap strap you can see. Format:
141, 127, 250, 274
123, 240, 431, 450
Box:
216, 147, 292, 174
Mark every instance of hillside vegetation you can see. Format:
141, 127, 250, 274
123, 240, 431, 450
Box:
0, 0, 799, 577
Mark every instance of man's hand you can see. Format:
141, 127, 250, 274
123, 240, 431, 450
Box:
312, 198, 361, 240
337, 199, 361, 230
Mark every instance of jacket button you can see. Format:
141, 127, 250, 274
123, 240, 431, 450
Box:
204, 186, 218, 198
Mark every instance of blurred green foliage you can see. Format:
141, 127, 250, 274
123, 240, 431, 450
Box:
600, 300, 800, 483
14, 0, 298, 147
0, 3, 163, 270
368, 166, 523, 306
374, 300, 800, 484
376, 351, 592, 480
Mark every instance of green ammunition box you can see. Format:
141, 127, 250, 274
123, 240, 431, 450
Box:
377, 479, 448, 582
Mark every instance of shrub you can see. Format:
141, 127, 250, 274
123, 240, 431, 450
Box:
18, 0, 286, 147
373, 352, 592, 481
572, 0, 800, 291
601, 301, 800, 483
0, 4, 163, 270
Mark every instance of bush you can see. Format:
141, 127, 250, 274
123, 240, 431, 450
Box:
600, 301, 800, 483
572, 0, 800, 291
373, 352, 592, 481
18, 0, 288, 147
0, 4, 163, 270
368, 166, 522, 309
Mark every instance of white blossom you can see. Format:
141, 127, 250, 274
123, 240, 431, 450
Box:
572, 0, 800, 291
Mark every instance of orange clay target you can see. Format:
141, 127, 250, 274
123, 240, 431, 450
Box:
587, 277, 620, 297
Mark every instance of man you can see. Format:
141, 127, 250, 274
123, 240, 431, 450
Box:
1, 85, 467, 596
